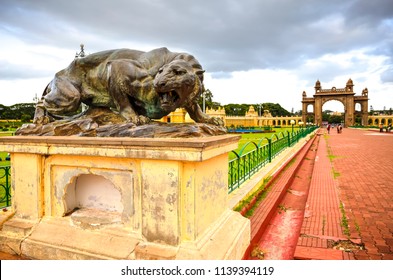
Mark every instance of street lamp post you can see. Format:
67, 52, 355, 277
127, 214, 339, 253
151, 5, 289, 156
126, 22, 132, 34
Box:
290, 120, 295, 134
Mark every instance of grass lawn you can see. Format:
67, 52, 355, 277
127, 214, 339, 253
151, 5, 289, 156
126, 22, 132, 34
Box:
229, 127, 299, 159
0, 152, 10, 167
0, 132, 15, 137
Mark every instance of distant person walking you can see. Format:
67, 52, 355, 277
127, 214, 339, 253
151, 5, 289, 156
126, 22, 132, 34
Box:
379, 123, 383, 132
327, 124, 331, 134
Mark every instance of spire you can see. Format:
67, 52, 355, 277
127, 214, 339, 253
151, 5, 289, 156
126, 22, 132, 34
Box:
346, 78, 354, 91
315, 79, 321, 92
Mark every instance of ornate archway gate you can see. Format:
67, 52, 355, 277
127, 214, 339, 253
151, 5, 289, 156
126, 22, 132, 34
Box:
302, 79, 369, 127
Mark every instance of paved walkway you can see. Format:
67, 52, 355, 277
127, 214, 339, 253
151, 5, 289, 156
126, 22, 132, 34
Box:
325, 128, 393, 260
296, 128, 393, 260
248, 127, 393, 260
295, 130, 352, 260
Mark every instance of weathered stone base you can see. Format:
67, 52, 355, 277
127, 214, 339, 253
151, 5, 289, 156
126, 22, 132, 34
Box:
0, 135, 249, 260
0, 216, 35, 256
0, 210, 249, 260
137, 210, 250, 260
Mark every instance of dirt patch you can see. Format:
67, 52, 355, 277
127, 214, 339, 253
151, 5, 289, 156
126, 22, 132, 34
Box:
328, 239, 365, 252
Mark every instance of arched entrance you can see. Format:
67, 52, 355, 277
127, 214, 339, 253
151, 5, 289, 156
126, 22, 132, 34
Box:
301, 79, 369, 127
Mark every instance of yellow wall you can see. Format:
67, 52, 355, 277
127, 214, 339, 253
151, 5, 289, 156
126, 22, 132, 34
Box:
0, 135, 250, 260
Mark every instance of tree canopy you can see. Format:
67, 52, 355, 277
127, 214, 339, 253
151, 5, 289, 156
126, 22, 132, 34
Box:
0, 103, 35, 120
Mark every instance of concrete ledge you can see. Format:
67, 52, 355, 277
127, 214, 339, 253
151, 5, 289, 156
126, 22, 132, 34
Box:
0, 135, 240, 161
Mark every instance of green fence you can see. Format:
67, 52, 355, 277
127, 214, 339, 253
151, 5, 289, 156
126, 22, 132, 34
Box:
0, 165, 11, 208
228, 126, 318, 193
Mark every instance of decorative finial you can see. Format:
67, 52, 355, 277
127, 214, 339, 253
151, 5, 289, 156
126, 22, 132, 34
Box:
75, 43, 85, 59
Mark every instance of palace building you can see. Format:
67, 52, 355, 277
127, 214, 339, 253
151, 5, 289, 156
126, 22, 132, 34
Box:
160, 106, 303, 128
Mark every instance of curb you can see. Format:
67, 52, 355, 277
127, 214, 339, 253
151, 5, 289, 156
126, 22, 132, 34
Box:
242, 130, 320, 259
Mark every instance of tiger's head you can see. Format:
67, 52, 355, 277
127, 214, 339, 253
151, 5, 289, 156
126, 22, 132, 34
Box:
153, 59, 205, 113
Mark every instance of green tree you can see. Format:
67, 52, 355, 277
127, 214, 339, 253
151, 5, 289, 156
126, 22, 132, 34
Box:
322, 110, 331, 121
329, 115, 343, 124
198, 89, 221, 111
260, 103, 291, 117
223, 104, 250, 116
21, 114, 31, 123
0, 103, 35, 120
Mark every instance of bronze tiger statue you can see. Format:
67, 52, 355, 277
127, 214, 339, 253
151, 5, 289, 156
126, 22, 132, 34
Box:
34, 47, 224, 126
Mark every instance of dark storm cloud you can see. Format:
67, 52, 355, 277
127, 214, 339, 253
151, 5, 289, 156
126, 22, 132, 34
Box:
0, 0, 392, 80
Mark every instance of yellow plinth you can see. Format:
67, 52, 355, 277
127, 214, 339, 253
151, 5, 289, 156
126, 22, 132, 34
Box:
0, 135, 250, 260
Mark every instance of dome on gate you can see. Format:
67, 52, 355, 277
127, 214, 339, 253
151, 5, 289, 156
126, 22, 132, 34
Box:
314, 79, 321, 92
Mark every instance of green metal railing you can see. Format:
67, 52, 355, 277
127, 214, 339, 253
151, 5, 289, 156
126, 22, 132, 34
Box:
228, 126, 318, 193
0, 165, 11, 208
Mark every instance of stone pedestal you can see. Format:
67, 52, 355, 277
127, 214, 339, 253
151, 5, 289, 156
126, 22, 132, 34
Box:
0, 135, 250, 259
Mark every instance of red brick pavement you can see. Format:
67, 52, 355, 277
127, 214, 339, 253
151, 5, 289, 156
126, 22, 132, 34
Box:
295, 130, 352, 260
325, 128, 393, 260
248, 128, 393, 260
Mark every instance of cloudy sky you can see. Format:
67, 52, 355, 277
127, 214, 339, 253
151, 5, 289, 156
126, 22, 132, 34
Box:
1, 0, 392, 113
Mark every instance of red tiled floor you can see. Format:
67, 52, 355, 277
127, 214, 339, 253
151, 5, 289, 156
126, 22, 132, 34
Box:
295, 131, 347, 259
248, 128, 393, 260
326, 129, 393, 259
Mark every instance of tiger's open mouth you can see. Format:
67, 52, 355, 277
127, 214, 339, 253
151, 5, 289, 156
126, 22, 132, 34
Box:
158, 90, 180, 108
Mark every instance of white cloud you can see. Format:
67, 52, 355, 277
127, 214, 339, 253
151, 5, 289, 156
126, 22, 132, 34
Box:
205, 48, 393, 112
0, 78, 50, 105
0, 0, 392, 113
205, 69, 308, 112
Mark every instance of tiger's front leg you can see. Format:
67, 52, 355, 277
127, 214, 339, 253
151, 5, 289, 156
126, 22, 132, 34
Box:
107, 60, 151, 125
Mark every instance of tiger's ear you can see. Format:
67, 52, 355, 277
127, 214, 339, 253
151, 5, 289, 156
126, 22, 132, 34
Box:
195, 70, 205, 76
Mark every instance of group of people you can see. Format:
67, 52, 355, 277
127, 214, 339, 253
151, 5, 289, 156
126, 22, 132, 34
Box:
379, 123, 392, 133
327, 124, 342, 134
